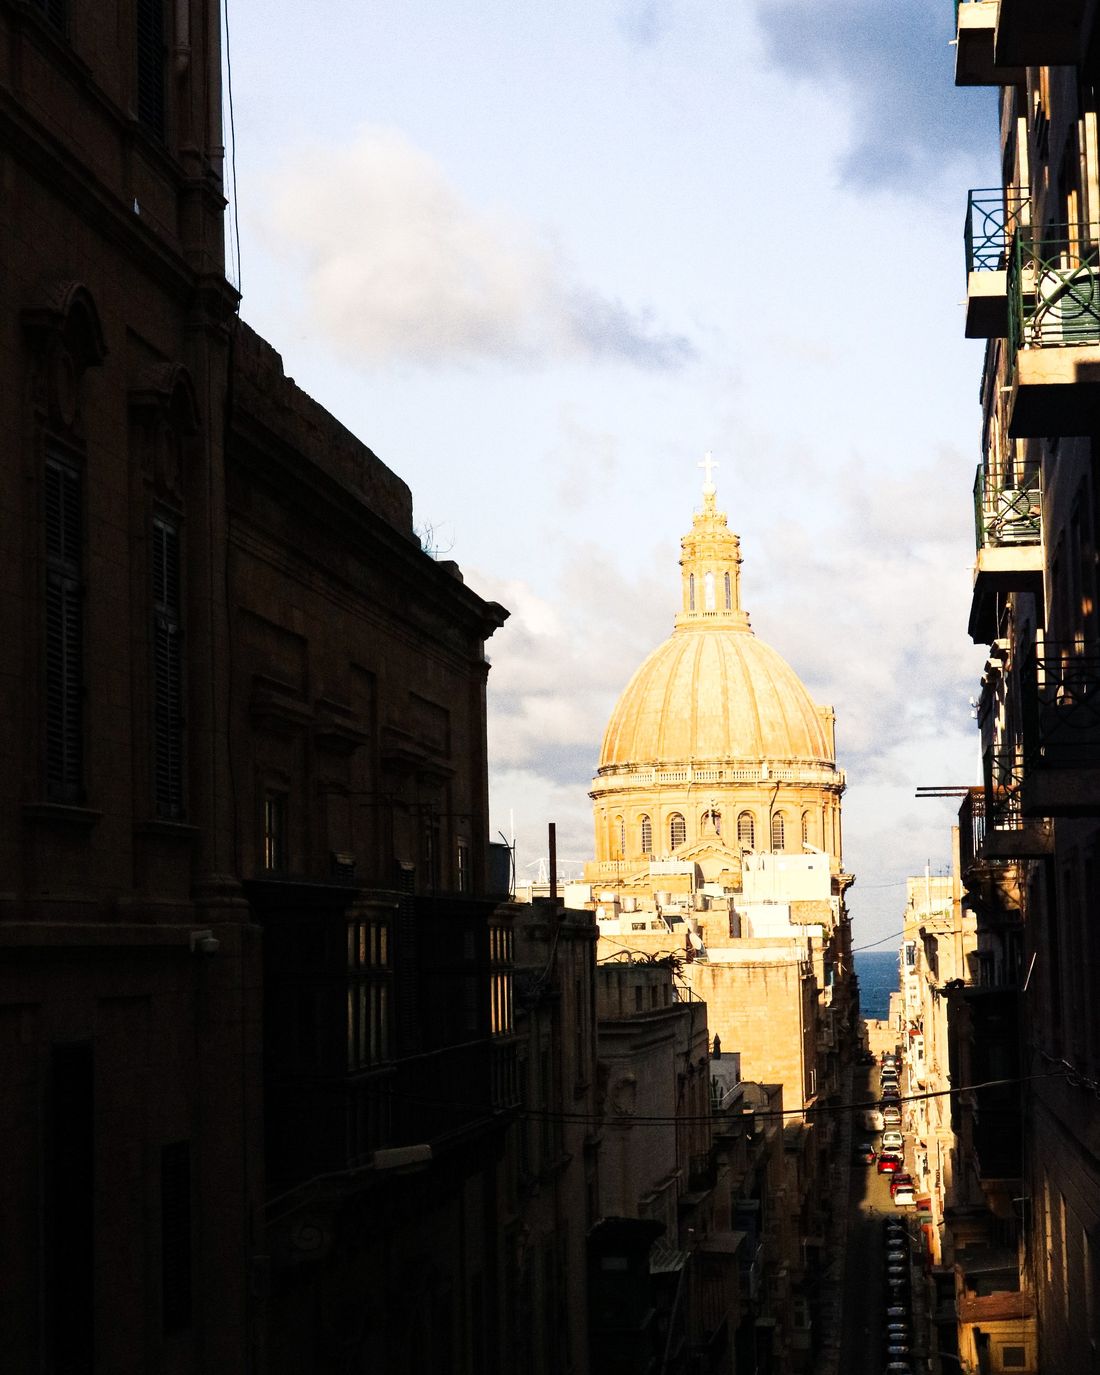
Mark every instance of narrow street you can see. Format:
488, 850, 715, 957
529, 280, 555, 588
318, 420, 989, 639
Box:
837, 1061, 922, 1375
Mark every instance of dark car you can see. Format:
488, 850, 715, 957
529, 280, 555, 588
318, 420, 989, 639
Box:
853, 1140, 877, 1165
885, 1323, 909, 1341
859, 1050, 876, 1064
884, 1304, 910, 1321
877, 1153, 903, 1174
886, 1344, 911, 1358
884, 1249, 907, 1266
881, 1088, 901, 1103
890, 1172, 915, 1197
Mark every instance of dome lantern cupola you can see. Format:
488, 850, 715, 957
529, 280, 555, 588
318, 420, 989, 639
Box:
677, 454, 750, 632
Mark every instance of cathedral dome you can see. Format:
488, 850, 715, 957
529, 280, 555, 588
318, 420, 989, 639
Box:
599, 625, 833, 769
596, 466, 835, 775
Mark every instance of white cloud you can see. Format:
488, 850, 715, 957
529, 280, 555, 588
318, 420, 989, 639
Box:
259, 126, 694, 370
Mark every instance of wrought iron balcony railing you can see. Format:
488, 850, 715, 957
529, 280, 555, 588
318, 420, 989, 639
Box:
964, 188, 1030, 275
1022, 641, 1100, 768
972, 465, 1040, 554
985, 747, 1026, 827
1008, 228, 1100, 361
958, 786, 986, 870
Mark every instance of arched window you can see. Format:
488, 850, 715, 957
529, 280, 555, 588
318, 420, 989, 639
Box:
701, 808, 721, 836
615, 815, 625, 858
801, 811, 810, 846
669, 813, 686, 849
688, 574, 695, 611
640, 815, 653, 854
724, 572, 732, 610
771, 812, 786, 850
704, 570, 715, 610
737, 812, 755, 849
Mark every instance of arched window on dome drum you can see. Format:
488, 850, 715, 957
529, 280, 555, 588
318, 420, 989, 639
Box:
737, 812, 754, 850
771, 812, 786, 851
724, 572, 732, 610
688, 574, 695, 611
615, 815, 625, 858
704, 570, 715, 610
669, 813, 686, 849
801, 811, 810, 846
640, 815, 653, 855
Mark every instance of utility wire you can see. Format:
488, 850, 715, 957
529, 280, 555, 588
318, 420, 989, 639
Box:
362, 1068, 1067, 1129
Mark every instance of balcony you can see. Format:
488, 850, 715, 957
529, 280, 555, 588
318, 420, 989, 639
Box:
963, 188, 1030, 337
1006, 229, 1100, 436
968, 466, 1043, 642
994, 0, 1088, 67
954, 2, 1024, 86
958, 764, 1052, 873
1020, 638, 1100, 815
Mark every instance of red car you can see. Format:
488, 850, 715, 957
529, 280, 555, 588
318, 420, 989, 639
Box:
889, 1172, 914, 1197
877, 1153, 903, 1174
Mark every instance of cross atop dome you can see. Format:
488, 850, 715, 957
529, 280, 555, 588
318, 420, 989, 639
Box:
698, 450, 719, 494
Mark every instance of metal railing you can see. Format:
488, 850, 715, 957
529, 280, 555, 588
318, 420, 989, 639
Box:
964, 187, 1030, 275
972, 465, 1041, 553
985, 747, 1027, 827
1022, 640, 1100, 766
1008, 227, 1100, 366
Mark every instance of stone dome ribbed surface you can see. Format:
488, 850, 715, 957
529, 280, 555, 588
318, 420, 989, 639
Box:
599, 625, 833, 769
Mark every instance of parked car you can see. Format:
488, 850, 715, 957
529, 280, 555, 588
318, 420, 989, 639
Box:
853, 1140, 877, 1165
889, 1172, 914, 1197
884, 1304, 909, 1321
882, 1129, 904, 1152
859, 1049, 876, 1064
877, 1153, 903, 1174
882, 1105, 903, 1127
884, 1249, 907, 1266
893, 1185, 917, 1207
885, 1323, 909, 1341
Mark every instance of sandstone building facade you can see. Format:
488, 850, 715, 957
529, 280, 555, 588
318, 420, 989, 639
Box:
943, 7, 1100, 1371
0, 3, 515, 1370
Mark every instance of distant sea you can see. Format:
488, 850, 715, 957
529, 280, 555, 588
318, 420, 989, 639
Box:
855, 949, 899, 1021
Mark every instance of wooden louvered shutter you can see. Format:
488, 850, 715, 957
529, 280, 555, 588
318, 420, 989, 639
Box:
136, 0, 166, 139
152, 515, 183, 817
45, 457, 83, 801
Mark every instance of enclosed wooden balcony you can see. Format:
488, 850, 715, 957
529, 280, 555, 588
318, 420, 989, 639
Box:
954, 1, 1024, 86
995, 0, 1088, 67
1020, 639, 1100, 815
968, 466, 1043, 642
1006, 229, 1100, 436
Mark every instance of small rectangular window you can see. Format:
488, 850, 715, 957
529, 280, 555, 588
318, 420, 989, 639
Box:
263, 792, 287, 872
1001, 1347, 1026, 1368
457, 840, 469, 893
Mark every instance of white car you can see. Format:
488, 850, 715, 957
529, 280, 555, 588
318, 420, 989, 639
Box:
893, 1185, 916, 1207
882, 1129, 904, 1153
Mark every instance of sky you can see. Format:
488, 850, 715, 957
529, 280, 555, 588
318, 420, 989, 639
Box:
225, 0, 1000, 946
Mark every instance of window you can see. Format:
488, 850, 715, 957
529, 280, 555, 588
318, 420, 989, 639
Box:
29, 0, 67, 30
614, 815, 625, 858
152, 514, 183, 816
704, 570, 715, 610
47, 1043, 93, 1366
136, 0, 166, 138
771, 812, 786, 850
640, 815, 652, 854
489, 923, 513, 1036
1001, 1348, 1026, 1369
457, 840, 470, 893
737, 811, 755, 849
346, 919, 391, 1070
702, 808, 721, 836
688, 573, 695, 611
45, 454, 84, 801
724, 572, 732, 610
263, 792, 287, 872
160, 1142, 192, 1334
801, 811, 810, 846
669, 813, 686, 848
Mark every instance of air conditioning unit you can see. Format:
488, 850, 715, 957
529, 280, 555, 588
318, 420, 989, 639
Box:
1032, 265, 1100, 344
991, 487, 1040, 542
